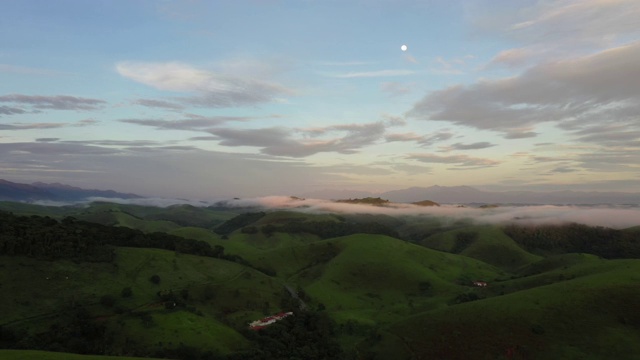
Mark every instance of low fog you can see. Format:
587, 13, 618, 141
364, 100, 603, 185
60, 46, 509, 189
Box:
225, 196, 640, 229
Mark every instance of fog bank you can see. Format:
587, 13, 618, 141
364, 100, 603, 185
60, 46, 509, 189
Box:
225, 196, 640, 229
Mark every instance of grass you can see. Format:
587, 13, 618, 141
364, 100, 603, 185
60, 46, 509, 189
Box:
421, 225, 542, 271
0, 247, 284, 355
292, 235, 504, 323
3, 201, 640, 359
0, 350, 164, 360
375, 257, 640, 360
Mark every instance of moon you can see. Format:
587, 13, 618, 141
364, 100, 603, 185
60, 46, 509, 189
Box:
401, 44, 408, 52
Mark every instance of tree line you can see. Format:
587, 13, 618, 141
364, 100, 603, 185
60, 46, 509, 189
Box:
503, 223, 640, 259
0, 211, 231, 262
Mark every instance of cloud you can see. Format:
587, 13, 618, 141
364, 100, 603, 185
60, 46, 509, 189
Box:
223, 196, 640, 229
408, 153, 500, 167
116, 61, 294, 108
121, 114, 251, 131
550, 166, 579, 173
0, 122, 68, 130
472, 0, 640, 57
385, 131, 454, 147
508, 0, 640, 47
76, 119, 99, 127
385, 132, 424, 142
0, 94, 106, 111
63, 140, 162, 147
132, 98, 185, 110
330, 69, 415, 78
209, 122, 385, 157
0, 105, 27, 116
207, 121, 387, 158
0, 119, 98, 131
571, 123, 640, 146
486, 47, 537, 68
504, 131, 538, 139
0, 142, 345, 199
409, 41, 640, 139
449, 142, 496, 150
0, 142, 121, 156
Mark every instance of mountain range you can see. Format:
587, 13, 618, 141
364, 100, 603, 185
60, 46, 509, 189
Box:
0, 179, 141, 202
2, 178, 639, 205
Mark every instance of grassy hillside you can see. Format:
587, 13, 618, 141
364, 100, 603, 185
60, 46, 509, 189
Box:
298, 235, 504, 323
0, 350, 164, 360
2, 201, 640, 359
374, 257, 640, 360
0, 247, 286, 356
421, 225, 542, 271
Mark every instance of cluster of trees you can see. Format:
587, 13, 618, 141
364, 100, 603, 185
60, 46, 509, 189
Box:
1, 306, 109, 355
0, 212, 113, 262
263, 220, 399, 240
0, 211, 244, 263
335, 197, 390, 206
214, 212, 266, 236
504, 223, 640, 259
231, 311, 346, 360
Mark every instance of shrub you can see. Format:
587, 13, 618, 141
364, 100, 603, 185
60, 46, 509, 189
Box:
121, 287, 133, 298
100, 294, 116, 308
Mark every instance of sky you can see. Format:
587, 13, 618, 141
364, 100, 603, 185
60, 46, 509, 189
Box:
1, 0, 639, 199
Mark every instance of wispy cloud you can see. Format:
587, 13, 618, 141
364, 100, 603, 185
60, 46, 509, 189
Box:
207, 121, 387, 157
121, 114, 252, 131
0, 94, 106, 111
448, 142, 496, 151
410, 41, 640, 139
116, 61, 294, 108
132, 98, 185, 110
0, 122, 68, 130
224, 196, 640, 229
408, 153, 500, 167
330, 69, 415, 78
385, 131, 454, 147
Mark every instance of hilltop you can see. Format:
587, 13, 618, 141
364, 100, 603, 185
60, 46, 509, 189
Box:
335, 197, 390, 206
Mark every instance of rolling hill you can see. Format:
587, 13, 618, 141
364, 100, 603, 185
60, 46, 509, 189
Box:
1, 201, 639, 359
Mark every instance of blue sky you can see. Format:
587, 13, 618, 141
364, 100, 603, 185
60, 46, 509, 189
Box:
1, 0, 639, 199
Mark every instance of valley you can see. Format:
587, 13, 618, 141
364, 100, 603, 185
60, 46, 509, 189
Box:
1, 200, 639, 359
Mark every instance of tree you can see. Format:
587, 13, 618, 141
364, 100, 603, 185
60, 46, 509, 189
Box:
149, 274, 161, 284
100, 294, 116, 308
121, 287, 133, 298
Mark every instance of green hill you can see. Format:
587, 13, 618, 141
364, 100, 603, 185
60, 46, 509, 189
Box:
0, 246, 284, 356
373, 257, 640, 360
421, 225, 542, 271
301, 235, 502, 321
0, 350, 164, 360
2, 201, 640, 359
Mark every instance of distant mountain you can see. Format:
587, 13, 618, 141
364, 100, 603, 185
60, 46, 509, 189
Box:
382, 186, 485, 203
380, 185, 640, 205
0, 179, 55, 202
299, 189, 377, 200
0, 179, 142, 202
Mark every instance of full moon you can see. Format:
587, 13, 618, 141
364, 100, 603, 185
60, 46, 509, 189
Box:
401, 44, 407, 51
